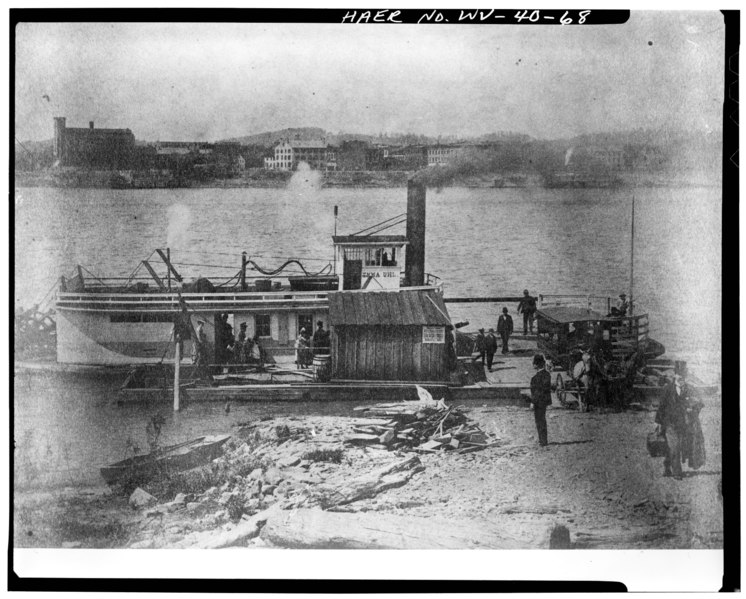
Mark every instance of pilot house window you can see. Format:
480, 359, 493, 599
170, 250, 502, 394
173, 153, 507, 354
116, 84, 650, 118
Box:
343, 247, 397, 266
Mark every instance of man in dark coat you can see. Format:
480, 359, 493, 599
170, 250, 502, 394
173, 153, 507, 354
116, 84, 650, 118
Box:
530, 354, 552, 446
655, 372, 688, 479
497, 307, 514, 354
485, 328, 498, 372
473, 328, 486, 366
312, 321, 330, 356
609, 293, 629, 317
517, 289, 537, 335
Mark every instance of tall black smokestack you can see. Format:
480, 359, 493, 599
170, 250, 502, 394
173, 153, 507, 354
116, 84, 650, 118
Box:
405, 178, 426, 287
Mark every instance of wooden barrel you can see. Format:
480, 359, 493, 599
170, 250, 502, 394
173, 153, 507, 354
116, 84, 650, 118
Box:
312, 354, 331, 382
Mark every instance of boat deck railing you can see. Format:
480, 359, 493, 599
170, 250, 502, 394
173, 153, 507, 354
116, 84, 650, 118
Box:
56, 289, 333, 311
56, 285, 442, 312
539, 293, 613, 315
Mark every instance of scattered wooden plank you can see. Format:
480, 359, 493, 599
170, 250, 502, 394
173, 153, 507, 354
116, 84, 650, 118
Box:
420, 439, 443, 451
260, 508, 546, 549
314, 456, 424, 508
344, 434, 380, 446
379, 430, 396, 445
351, 418, 393, 426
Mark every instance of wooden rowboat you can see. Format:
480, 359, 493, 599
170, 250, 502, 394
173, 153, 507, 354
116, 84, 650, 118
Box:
100, 434, 231, 486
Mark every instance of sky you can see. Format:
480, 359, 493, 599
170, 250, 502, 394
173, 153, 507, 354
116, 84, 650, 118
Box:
14, 12, 725, 142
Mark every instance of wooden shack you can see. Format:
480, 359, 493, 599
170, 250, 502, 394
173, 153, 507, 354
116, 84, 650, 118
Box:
328, 289, 453, 382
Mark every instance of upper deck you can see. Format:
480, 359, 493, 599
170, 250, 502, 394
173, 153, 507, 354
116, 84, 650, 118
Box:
55, 285, 442, 313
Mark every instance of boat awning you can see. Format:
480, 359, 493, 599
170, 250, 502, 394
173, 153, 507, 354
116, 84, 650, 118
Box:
536, 306, 606, 324
329, 289, 451, 327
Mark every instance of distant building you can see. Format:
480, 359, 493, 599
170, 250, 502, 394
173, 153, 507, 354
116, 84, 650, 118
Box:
427, 144, 462, 167
589, 146, 625, 170
567, 145, 626, 171
325, 146, 337, 171
337, 140, 369, 171
265, 139, 334, 171
387, 145, 427, 171
53, 117, 135, 168
628, 145, 665, 170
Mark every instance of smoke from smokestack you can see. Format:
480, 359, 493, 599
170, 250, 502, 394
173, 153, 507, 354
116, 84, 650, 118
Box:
411, 145, 523, 189
565, 147, 574, 167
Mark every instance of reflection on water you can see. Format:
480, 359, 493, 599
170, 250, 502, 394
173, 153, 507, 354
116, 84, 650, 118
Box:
14, 184, 721, 486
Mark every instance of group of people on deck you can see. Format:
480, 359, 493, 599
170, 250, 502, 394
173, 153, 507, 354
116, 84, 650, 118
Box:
295, 321, 330, 369
473, 290, 538, 369
472, 310, 513, 372
190, 315, 264, 375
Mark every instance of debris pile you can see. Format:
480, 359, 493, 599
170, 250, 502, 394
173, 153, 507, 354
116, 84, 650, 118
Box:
14, 305, 56, 359
347, 387, 500, 454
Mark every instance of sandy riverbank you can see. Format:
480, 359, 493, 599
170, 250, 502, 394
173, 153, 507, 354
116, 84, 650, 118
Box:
13, 395, 722, 550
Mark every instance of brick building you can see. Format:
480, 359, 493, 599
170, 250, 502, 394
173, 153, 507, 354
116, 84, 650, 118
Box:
53, 117, 135, 168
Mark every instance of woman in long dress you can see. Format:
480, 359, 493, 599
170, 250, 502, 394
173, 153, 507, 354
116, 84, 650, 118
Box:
295, 328, 309, 368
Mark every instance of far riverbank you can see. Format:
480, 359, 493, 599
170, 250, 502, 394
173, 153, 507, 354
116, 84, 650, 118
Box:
14, 168, 720, 190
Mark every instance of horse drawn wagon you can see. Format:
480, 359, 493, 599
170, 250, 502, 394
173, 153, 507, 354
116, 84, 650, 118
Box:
535, 305, 656, 410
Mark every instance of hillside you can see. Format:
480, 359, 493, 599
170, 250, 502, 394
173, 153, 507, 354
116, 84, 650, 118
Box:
226, 127, 328, 147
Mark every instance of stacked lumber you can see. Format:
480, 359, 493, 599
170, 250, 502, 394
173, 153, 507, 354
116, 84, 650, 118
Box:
347, 399, 499, 454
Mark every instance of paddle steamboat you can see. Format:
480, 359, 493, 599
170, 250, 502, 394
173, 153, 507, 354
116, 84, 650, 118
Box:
54, 181, 436, 367
45, 181, 717, 405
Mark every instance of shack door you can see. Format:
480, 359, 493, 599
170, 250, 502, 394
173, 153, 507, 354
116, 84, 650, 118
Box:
343, 260, 363, 290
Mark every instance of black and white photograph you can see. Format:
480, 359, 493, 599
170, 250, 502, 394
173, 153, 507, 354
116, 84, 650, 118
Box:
11, 7, 732, 590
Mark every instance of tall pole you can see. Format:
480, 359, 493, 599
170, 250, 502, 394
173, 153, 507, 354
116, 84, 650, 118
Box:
167, 248, 171, 292
173, 334, 181, 412
630, 195, 635, 315
240, 251, 247, 291
333, 205, 338, 276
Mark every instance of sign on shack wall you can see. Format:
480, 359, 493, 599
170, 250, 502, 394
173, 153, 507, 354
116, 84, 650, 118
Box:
422, 326, 445, 344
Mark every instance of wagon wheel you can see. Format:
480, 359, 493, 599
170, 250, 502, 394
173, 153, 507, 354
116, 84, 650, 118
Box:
555, 373, 567, 406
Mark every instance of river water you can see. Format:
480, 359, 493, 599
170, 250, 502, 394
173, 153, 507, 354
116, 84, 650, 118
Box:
13, 182, 721, 487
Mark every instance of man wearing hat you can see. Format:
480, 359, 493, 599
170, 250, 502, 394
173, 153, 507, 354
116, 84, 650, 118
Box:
485, 328, 498, 371
497, 307, 514, 354
610, 293, 629, 317
473, 328, 486, 366
517, 289, 537, 336
530, 353, 552, 446
655, 365, 689, 479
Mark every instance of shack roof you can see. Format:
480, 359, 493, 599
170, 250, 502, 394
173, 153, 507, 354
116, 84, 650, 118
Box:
537, 306, 606, 324
329, 289, 451, 327
332, 235, 408, 246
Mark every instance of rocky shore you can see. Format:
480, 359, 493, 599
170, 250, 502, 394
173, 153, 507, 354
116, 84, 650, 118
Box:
13, 396, 723, 550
